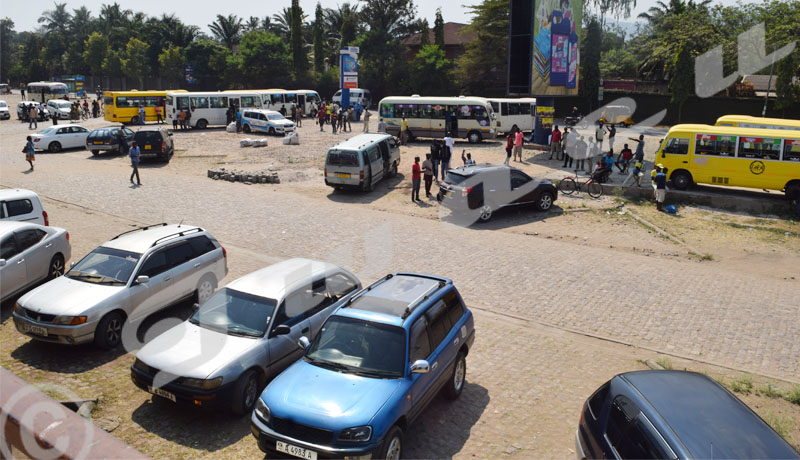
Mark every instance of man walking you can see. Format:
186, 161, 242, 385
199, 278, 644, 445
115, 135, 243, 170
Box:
513, 129, 524, 162
363, 108, 371, 132
24, 136, 35, 170
400, 117, 409, 145
28, 105, 38, 130
442, 134, 454, 181
138, 105, 146, 125
129, 141, 141, 185
411, 156, 421, 202
422, 153, 434, 198
607, 123, 616, 152
318, 107, 326, 131
550, 125, 562, 160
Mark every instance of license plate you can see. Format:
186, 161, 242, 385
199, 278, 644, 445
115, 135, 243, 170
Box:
23, 324, 48, 336
276, 441, 317, 460
337, 173, 351, 178
148, 386, 176, 402
144, 145, 151, 150
93, 141, 103, 144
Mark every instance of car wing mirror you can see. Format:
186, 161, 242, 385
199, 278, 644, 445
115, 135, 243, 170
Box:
192, 302, 200, 311
272, 324, 291, 337
135, 275, 150, 285
70, 261, 76, 268
297, 336, 310, 350
410, 360, 430, 374
0, 259, 6, 267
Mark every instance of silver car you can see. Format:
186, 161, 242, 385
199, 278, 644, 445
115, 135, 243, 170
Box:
131, 258, 361, 415
13, 223, 227, 349
0, 221, 71, 303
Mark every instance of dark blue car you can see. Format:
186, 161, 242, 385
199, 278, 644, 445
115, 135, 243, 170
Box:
576, 370, 800, 459
251, 273, 475, 459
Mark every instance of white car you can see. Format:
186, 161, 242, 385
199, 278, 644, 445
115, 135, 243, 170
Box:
46, 100, 73, 120
241, 109, 295, 136
0, 189, 49, 226
0, 100, 10, 120
13, 223, 228, 349
32, 124, 91, 153
0, 221, 71, 303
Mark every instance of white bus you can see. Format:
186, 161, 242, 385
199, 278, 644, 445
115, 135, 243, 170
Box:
26, 81, 68, 102
166, 91, 263, 129
378, 95, 496, 143
230, 89, 321, 116
486, 97, 536, 135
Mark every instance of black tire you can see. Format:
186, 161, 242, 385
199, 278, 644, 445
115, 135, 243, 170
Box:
195, 274, 217, 304
48, 142, 62, 153
536, 191, 555, 211
196, 119, 208, 129
91, 150, 99, 156
786, 182, 800, 201
231, 370, 260, 416
477, 205, 493, 223
94, 311, 124, 349
130, 116, 139, 125
671, 170, 693, 190
467, 130, 482, 144
243, 124, 251, 133
558, 178, 577, 195
379, 426, 403, 460
47, 254, 65, 280
443, 352, 467, 400
587, 181, 603, 198
436, 191, 443, 202
268, 127, 275, 136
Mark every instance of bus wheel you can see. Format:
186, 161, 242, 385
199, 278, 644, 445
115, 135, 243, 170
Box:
671, 170, 693, 190
196, 119, 208, 129
130, 116, 139, 125
468, 131, 482, 144
786, 182, 800, 201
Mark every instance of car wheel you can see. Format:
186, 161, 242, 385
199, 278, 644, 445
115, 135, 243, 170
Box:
196, 119, 208, 129
231, 370, 260, 416
195, 274, 217, 304
131, 116, 139, 125
379, 426, 403, 460
47, 254, 65, 280
243, 124, 251, 133
48, 142, 62, 153
468, 131, 482, 144
268, 127, 276, 136
444, 352, 467, 400
478, 205, 492, 223
671, 170, 693, 190
536, 191, 554, 211
94, 311, 124, 349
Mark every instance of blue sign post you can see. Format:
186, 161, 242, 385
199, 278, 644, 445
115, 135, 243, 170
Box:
339, 47, 359, 108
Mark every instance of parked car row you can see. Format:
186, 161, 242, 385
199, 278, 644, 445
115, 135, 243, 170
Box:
24, 123, 174, 161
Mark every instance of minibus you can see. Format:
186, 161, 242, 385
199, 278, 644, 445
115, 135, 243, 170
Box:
378, 95, 496, 143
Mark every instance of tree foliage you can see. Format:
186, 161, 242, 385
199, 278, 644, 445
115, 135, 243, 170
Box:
580, 18, 602, 110
409, 45, 455, 95
122, 37, 149, 87
668, 45, 694, 121
456, 0, 508, 96
158, 44, 185, 86
433, 8, 444, 47
83, 32, 108, 76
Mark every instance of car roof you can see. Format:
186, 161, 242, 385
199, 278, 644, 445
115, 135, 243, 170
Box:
101, 224, 205, 254
243, 109, 282, 116
45, 123, 85, 129
0, 188, 40, 201
330, 133, 392, 151
226, 258, 350, 301
448, 163, 520, 176
0, 221, 41, 236
620, 371, 800, 459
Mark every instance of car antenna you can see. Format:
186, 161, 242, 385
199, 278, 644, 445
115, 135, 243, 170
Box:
710, 441, 713, 460
178, 218, 184, 228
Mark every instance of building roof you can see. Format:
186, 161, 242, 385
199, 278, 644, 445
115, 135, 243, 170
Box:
402, 22, 475, 47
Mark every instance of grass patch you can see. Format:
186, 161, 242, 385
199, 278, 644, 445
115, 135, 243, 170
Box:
762, 411, 794, 441
655, 358, 674, 370
757, 383, 783, 399
724, 221, 795, 237
730, 375, 754, 394
786, 385, 800, 406
700, 253, 714, 261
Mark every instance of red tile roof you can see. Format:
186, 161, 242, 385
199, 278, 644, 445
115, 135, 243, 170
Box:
402, 22, 476, 47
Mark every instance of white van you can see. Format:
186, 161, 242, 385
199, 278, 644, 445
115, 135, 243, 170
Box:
0, 189, 48, 226
324, 134, 400, 191
332, 88, 372, 108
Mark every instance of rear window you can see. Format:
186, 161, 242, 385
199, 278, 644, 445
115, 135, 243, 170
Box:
327, 150, 360, 167
588, 382, 610, 419
444, 172, 470, 185
134, 131, 163, 142
89, 129, 111, 138
5, 199, 34, 217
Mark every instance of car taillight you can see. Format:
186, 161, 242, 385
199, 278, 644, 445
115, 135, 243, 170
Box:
359, 170, 365, 180
161, 141, 165, 152
66, 231, 69, 241
462, 187, 472, 197
222, 246, 227, 258
43, 211, 49, 226
33, 138, 40, 142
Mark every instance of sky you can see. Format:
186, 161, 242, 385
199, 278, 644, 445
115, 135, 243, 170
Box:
2, 0, 746, 34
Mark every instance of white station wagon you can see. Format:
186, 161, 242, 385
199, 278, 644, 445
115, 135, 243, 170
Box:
13, 223, 227, 349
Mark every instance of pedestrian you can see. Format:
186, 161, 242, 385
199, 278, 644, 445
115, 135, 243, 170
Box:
654, 165, 667, 211
138, 105, 145, 124
422, 153, 434, 197
363, 108, 372, 133
400, 117, 409, 145
630, 134, 646, 163
20, 87, 25, 100
129, 141, 141, 185
550, 125, 562, 160
226, 105, 233, 125
24, 136, 35, 170
514, 129, 524, 162
445, 110, 452, 135
595, 121, 605, 153
562, 128, 573, 168
173, 109, 179, 130
607, 124, 616, 152
411, 156, 421, 201
462, 150, 476, 166
28, 105, 38, 130
326, 104, 331, 124
617, 143, 633, 173
430, 140, 441, 179
235, 109, 243, 133
155, 104, 163, 124
441, 136, 452, 181
92, 99, 100, 118
116, 128, 129, 156
505, 133, 513, 165
331, 111, 338, 134
296, 106, 303, 128
377, 118, 387, 133
179, 109, 187, 130
575, 135, 587, 172
185, 108, 191, 129
318, 107, 326, 131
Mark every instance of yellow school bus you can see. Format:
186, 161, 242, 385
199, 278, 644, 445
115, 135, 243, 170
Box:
656, 124, 800, 200
715, 115, 800, 131
103, 90, 186, 124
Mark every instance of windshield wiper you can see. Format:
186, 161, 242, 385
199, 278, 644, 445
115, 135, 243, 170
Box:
306, 357, 352, 373
225, 325, 261, 338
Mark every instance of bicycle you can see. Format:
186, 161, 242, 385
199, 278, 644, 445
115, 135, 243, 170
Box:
558, 169, 604, 198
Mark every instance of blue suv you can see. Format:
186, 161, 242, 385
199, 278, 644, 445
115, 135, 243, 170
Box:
250, 273, 475, 459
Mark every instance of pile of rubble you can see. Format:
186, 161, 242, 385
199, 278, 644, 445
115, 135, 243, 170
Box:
207, 167, 280, 184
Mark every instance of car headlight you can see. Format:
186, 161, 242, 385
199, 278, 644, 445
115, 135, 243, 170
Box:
181, 376, 223, 390
132, 358, 149, 373
338, 426, 372, 442
255, 398, 270, 421
53, 315, 87, 325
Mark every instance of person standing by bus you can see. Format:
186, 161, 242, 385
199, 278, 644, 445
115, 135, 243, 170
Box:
155, 104, 163, 124
400, 117, 409, 145
505, 133, 513, 165
654, 166, 667, 211
178, 109, 187, 130
138, 105, 146, 125
442, 134, 454, 180
20, 86, 25, 100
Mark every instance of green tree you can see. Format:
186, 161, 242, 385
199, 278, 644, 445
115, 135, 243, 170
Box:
668, 45, 693, 122
103, 48, 124, 76
83, 32, 108, 76
0, 18, 15, 82
209, 14, 243, 50
774, 54, 799, 115
456, 0, 508, 96
158, 44, 184, 87
409, 44, 455, 94
236, 31, 291, 88
433, 8, 444, 47
600, 48, 638, 78
313, 3, 325, 73
122, 37, 148, 88
185, 39, 229, 88
290, 0, 309, 79
38, 2, 71, 36
580, 18, 602, 110
419, 19, 430, 46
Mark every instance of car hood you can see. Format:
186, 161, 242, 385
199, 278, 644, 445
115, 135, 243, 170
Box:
137, 321, 258, 381
18, 276, 124, 316
271, 119, 294, 126
265, 360, 402, 429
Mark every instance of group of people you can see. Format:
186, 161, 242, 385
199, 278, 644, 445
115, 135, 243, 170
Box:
410, 133, 476, 202
313, 101, 372, 134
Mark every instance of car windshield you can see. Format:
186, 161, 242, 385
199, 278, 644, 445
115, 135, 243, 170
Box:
444, 172, 470, 185
327, 150, 360, 167
189, 288, 276, 337
305, 316, 405, 378
267, 114, 285, 121
38, 127, 56, 135
53, 101, 70, 108
0, 102, 7, 108
66, 247, 141, 285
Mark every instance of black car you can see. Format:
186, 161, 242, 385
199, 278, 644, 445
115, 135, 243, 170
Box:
438, 164, 557, 223
86, 126, 134, 156
576, 371, 800, 460
133, 127, 174, 162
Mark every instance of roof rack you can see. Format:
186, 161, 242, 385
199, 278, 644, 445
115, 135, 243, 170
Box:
110, 223, 167, 240
402, 280, 445, 319
344, 274, 393, 307
150, 227, 203, 248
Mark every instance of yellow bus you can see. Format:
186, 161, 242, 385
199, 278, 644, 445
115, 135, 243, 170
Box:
103, 90, 186, 124
715, 115, 800, 131
657, 124, 800, 200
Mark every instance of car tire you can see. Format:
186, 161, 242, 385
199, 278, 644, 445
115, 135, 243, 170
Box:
468, 131, 482, 144
196, 119, 208, 130
94, 311, 125, 349
443, 352, 467, 400
243, 124, 251, 133
231, 369, 260, 416
478, 205, 492, 223
268, 127, 276, 136
379, 426, 403, 460
536, 191, 554, 211
671, 170, 693, 190
48, 142, 62, 153
195, 274, 217, 304
131, 116, 139, 125
47, 254, 65, 280
91, 150, 99, 156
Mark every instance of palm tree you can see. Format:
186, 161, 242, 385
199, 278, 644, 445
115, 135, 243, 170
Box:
245, 16, 262, 32
38, 2, 71, 36
271, 8, 293, 40
209, 14, 243, 50
69, 6, 94, 38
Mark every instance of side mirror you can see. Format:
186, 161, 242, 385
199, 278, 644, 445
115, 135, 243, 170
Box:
410, 360, 430, 374
135, 275, 150, 285
0, 259, 6, 267
70, 261, 76, 268
297, 336, 310, 350
273, 324, 291, 337
192, 302, 200, 311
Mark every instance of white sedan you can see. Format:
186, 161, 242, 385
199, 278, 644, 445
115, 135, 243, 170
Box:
46, 100, 73, 120
0, 221, 71, 303
0, 100, 10, 120
32, 124, 90, 152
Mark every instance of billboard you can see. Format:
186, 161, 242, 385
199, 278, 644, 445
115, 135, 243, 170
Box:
532, 0, 582, 95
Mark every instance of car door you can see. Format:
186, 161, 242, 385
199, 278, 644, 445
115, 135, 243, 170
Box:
367, 146, 384, 184
266, 292, 314, 378
406, 315, 437, 422
126, 247, 175, 322
0, 234, 26, 297
54, 127, 71, 148
163, 241, 197, 300
15, 228, 50, 283
604, 395, 674, 459
510, 170, 537, 205
70, 126, 89, 148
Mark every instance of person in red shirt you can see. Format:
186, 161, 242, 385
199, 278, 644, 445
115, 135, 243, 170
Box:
617, 143, 633, 173
318, 107, 326, 131
411, 156, 421, 201
550, 125, 562, 160
505, 133, 513, 165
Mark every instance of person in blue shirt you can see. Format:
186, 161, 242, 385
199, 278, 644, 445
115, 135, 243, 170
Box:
129, 141, 141, 185
654, 166, 667, 211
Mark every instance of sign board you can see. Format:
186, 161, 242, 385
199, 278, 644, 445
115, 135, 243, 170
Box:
184, 65, 195, 85
536, 105, 554, 129
531, 0, 582, 95
339, 47, 359, 107
343, 76, 358, 89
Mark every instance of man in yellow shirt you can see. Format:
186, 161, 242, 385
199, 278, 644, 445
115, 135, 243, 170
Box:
400, 117, 409, 145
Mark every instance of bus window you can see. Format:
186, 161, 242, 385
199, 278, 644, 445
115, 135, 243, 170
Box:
662, 138, 689, 155
210, 96, 228, 108
739, 137, 781, 160
395, 104, 418, 118
695, 134, 736, 156
116, 97, 131, 108
176, 97, 190, 110
463, 105, 489, 120
270, 94, 283, 105
241, 96, 257, 107
490, 101, 499, 113
783, 139, 800, 162
285, 93, 297, 104
380, 103, 394, 118
104, 96, 114, 107
145, 96, 160, 107
520, 104, 532, 115
191, 96, 209, 109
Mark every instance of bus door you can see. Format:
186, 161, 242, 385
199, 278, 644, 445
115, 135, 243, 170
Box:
659, 136, 690, 168
429, 105, 446, 138
175, 95, 190, 118
296, 94, 306, 115
417, 104, 432, 138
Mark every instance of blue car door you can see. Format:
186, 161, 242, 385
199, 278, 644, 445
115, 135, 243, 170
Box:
406, 315, 435, 422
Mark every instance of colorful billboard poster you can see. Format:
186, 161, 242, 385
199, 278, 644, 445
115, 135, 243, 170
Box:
532, 0, 582, 95
342, 54, 358, 76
